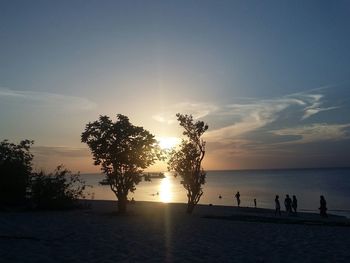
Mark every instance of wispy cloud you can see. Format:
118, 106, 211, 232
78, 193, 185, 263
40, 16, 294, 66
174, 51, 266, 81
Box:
205, 98, 300, 143
152, 102, 217, 124
204, 88, 342, 144
0, 88, 97, 111
289, 93, 338, 120
271, 123, 350, 144
156, 87, 345, 156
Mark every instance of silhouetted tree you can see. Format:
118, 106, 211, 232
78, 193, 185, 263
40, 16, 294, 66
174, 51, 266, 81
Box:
168, 114, 208, 214
81, 114, 159, 213
0, 139, 33, 205
30, 165, 89, 209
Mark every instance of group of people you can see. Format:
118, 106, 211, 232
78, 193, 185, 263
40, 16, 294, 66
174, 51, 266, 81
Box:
274, 194, 298, 216
232, 191, 328, 218
275, 194, 328, 217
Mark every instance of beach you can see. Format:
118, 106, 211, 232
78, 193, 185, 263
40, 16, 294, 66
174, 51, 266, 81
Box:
1, 200, 350, 262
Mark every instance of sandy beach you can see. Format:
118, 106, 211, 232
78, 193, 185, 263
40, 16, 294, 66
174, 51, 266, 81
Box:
1, 200, 350, 263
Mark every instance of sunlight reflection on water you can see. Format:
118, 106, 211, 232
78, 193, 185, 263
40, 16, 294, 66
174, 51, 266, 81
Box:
159, 176, 172, 203
83, 171, 186, 204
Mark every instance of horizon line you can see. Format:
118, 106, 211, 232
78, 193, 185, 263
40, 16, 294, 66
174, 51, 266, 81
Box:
80, 166, 350, 175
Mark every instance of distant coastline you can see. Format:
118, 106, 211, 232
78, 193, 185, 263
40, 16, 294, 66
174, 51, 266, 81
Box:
206, 166, 350, 173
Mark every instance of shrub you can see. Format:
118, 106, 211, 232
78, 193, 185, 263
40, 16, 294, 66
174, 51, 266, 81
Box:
0, 140, 33, 206
30, 165, 89, 209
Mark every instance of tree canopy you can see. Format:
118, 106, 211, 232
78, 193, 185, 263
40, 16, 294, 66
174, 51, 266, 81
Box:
0, 139, 33, 205
168, 114, 208, 214
81, 114, 159, 213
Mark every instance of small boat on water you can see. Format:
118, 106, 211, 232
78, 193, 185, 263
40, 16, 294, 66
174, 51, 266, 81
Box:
143, 172, 165, 181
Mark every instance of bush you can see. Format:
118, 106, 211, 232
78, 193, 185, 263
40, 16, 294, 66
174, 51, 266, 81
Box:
0, 140, 33, 206
30, 165, 89, 209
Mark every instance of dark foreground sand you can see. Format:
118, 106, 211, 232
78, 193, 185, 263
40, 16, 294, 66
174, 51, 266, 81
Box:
1, 200, 350, 263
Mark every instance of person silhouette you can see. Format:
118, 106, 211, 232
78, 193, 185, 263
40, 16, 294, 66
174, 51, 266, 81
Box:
284, 194, 292, 215
275, 195, 281, 216
292, 195, 298, 214
254, 198, 257, 208
235, 191, 241, 207
319, 195, 328, 218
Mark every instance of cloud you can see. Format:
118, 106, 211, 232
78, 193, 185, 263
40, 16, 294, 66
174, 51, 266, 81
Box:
152, 86, 349, 169
205, 98, 298, 143
151, 88, 341, 141
0, 88, 97, 111
301, 94, 323, 120
271, 123, 350, 144
204, 88, 343, 144
293, 93, 338, 120
32, 146, 91, 158
152, 102, 217, 124
151, 86, 347, 159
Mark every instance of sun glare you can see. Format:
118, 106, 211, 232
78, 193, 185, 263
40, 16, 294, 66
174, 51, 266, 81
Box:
158, 137, 180, 150
159, 176, 172, 203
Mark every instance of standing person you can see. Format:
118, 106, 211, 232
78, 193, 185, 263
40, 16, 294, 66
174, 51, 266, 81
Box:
275, 195, 281, 216
235, 191, 241, 207
284, 194, 292, 214
292, 195, 298, 214
319, 195, 328, 218
254, 198, 257, 208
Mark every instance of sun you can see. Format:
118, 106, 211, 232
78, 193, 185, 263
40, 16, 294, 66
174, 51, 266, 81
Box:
157, 137, 180, 150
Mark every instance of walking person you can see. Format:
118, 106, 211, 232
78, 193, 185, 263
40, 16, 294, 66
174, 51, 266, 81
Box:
292, 195, 298, 214
284, 194, 292, 215
235, 191, 241, 207
319, 195, 328, 218
275, 195, 281, 216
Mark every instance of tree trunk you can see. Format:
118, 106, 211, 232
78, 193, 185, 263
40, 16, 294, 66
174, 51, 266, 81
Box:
186, 200, 195, 214
117, 194, 128, 214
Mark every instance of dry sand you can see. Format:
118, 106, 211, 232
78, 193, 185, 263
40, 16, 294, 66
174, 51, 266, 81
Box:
1, 200, 350, 262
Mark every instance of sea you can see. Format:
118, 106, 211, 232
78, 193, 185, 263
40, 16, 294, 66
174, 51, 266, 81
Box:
81, 168, 350, 218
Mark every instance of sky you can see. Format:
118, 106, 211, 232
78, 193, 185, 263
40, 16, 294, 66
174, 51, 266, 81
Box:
1, 0, 350, 172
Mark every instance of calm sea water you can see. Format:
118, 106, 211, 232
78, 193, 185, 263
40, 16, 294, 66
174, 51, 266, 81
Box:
81, 168, 350, 218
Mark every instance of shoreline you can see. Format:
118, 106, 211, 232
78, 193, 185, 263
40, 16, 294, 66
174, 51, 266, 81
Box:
83, 200, 350, 224
85, 198, 350, 220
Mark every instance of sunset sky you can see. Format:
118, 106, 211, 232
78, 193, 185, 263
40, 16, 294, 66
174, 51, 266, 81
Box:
1, 1, 350, 172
